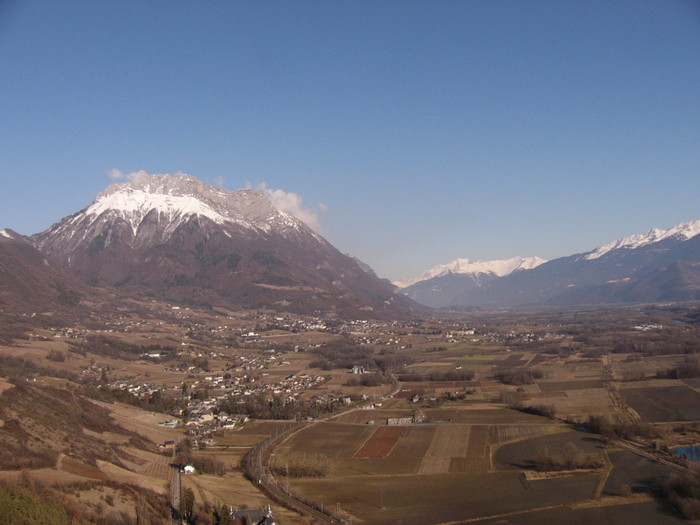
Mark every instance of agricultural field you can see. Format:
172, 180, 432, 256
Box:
291, 469, 603, 524
603, 449, 678, 496
354, 426, 406, 458
2, 300, 700, 523
275, 408, 609, 523
276, 415, 688, 524
618, 384, 700, 422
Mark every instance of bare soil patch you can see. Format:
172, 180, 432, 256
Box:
683, 378, 700, 391
290, 470, 600, 525
354, 426, 407, 458
473, 499, 686, 525
214, 433, 266, 447
58, 455, 108, 479
418, 426, 471, 474
498, 353, 528, 366
494, 429, 604, 471
0, 377, 13, 395
97, 460, 168, 493
276, 422, 375, 469
603, 448, 679, 496
92, 400, 182, 444
537, 379, 604, 392
619, 385, 700, 422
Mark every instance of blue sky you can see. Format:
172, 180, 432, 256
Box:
1, 1, 699, 282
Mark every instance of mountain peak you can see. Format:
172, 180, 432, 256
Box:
56, 172, 315, 244
31, 172, 422, 318
395, 256, 546, 288
584, 219, 700, 260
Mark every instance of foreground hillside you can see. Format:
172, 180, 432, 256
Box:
0, 229, 95, 317
0, 373, 173, 524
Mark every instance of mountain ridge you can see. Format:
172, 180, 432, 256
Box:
31, 173, 423, 319
0, 229, 94, 315
400, 219, 700, 309
395, 256, 546, 289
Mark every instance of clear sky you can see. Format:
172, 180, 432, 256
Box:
1, 1, 699, 282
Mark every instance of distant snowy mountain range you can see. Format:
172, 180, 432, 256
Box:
583, 220, 700, 260
3, 171, 699, 314
399, 220, 700, 308
394, 256, 546, 289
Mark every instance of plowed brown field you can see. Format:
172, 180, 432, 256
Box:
354, 426, 406, 458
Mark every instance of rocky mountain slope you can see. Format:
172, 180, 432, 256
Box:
0, 229, 93, 314
31, 173, 421, 318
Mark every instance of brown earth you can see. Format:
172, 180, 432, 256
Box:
354, 426, 407, 458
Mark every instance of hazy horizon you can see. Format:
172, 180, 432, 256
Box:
2, 1, 699, 281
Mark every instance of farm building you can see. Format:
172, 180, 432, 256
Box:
387, 417, 413, 425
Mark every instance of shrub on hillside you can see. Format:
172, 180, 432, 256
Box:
0, 476, 77, 525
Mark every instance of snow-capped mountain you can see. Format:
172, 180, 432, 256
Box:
398, 256, 545, 308
31, 173, 422, 318
41, 172, 320, 251
400, 220, 700, 309
395, 256, 546, 289
584, 220, 700, 260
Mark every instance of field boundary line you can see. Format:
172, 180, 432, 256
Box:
436, 492, 652, 525
593, 448, 614, 499
436, 503, 570, 524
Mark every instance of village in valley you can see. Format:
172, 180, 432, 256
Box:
3, 296, 700, 524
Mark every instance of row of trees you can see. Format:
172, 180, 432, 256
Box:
657, 355, 700, 379
662, 471, 700, 520
308, 337, 413, 373
398, 369, 475, 382
273, 453, 329, 478
217, 392, 343, 421
494, 369, 543, 385
533, 442, 604, 472
585, 414, 659, 441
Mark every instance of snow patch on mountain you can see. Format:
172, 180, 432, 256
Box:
85, 189, 229, 235
585, 219, 700, 260
0, 229, 12, 239
395, 256, 547, 289
57, 172, 322, 243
